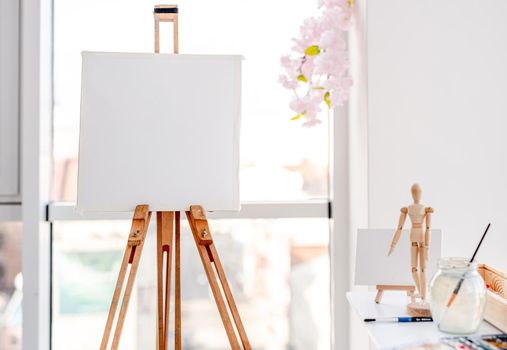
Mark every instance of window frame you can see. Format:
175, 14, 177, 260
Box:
0, 0, 21, 201
48, 201, 329, 221
21, 0, 53, 349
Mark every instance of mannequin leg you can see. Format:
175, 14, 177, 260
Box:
411, 243, 421, 295
419, 243, 427, 300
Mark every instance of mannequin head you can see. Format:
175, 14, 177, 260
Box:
411, 183, 422, 203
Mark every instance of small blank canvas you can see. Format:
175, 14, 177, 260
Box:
77, 52, 242, 212
354, 229, 442, 286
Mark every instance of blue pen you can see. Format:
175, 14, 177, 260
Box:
364, 317, 433, 323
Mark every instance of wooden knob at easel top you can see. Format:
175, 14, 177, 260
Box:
154, 4, 178, 12
154, 5, 178, 20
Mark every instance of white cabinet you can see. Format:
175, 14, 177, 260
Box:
0, 0, 20, 200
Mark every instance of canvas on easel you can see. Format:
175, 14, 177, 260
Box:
77, 52, 243, 212
355, 229, 442, 304
355, 229, 442, 286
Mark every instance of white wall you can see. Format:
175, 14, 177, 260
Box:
367, 0, 507, 272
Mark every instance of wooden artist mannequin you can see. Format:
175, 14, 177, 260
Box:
388, 184, 434, 315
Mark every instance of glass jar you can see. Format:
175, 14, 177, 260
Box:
429, 257, 486, 334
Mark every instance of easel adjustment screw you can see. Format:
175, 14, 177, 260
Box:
201, 229, 208, 238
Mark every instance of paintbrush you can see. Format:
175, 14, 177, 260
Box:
438, 223, 491, 327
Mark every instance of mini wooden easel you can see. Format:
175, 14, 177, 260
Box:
375, 284, 416, 304
100, 6, 251, 350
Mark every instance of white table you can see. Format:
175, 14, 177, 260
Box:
347, 291, 500, 349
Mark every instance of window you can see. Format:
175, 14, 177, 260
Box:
52, 0, 332, 349
0, 223, 22, 350
53, 0, 329, 202
0, 0, 20, 200
52, 219, 329, 349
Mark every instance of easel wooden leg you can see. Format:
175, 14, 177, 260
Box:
153, 9, 179, 346
375, 288, 384, 304
154, 16, 160, 53
209, 244, 251, 349
100, 205, 151, 350
187, 206, 251, 350
174, 211, 182, 350
100, 205, 250, 350
157, 212, 174, 350
375, 285, 417, 304
408, 289, 416, 304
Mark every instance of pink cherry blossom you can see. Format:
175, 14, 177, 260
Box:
280, 55, 299, 78
289, 98, 307, 115
320, 30, 346, 51
319, 0, 350, 10
300, 57, 316, 79
303, 118, 323, 127
279, 0, 353, 127
304, 94, 324, 118
278, 75, 298, 90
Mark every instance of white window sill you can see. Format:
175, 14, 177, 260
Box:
47, 200, 330, 221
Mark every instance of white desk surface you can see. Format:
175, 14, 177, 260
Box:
347, 291, 500, 350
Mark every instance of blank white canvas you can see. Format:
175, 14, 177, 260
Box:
354, 229, 442, 286
77, 52, 242, 212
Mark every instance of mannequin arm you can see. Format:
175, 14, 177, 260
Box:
424, 207, 434, 262
388, 207, 408, 256
424, 207, 433, 247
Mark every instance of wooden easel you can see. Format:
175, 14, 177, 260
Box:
375, 285, 416, 304
100, 6, 251, 350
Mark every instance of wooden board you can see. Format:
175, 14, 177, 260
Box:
354, 229, 442, 286
478, 264, 507, 333
77, 52, 242, 212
